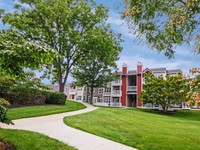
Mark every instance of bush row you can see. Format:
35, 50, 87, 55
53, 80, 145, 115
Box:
0, 87, 66, 105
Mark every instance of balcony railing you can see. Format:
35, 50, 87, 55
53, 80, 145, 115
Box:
93, 102, 121, 107
103, 92, 111, 96
69, 89, 76, 94
112, 80, 122, 85
127, 86, 137, 91
112, 90, 121, 96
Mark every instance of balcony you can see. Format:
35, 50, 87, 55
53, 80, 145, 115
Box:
112, 90, 122, 97
103, 92, 111, 96
127, 86, 137, 91
69, 89, 76, 94
112, 80, 122, 86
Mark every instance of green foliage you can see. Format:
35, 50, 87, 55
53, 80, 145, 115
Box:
0, 75, 16, 100
0, 0, 121, 92
0, 73, 50, 105
72, 26, 122, 104
45, 92, 66, 105
0, 30, 55, 78
0, 98, 13, 125
16, 71, 50, 90
123, 0, 200, 58
141, 73, 185, 111
10, 86, 45, 105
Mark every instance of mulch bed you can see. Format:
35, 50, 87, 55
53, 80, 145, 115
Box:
0, 141, 16, 150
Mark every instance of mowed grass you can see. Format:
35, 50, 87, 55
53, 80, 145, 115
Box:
64, 108, 200, 150
0, 129, 76, 150
8, 100, 86, 120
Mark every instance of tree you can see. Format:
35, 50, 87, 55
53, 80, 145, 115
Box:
141, 72, 185, 112
122, 0, 200, 58
0, 29, 55, 78
184, 70, 200, 108
72, 27, 122, 104
1, 0, 113, 92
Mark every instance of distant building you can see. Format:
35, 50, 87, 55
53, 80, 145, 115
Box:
54, 62, 182, 108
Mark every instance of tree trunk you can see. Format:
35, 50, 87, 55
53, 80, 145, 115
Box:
161, 104, 168, 112
86, 87, 89, 103
59, 83, 65, 92
90, 86, 94, 105
59, 70, 69, 93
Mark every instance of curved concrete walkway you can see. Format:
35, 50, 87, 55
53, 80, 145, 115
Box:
2, 102, 137, 150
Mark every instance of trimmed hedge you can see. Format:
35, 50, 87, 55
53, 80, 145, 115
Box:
45, 92, 66, 105
10, 87, 45, 105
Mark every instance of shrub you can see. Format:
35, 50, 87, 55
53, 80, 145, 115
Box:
10, 86, 44, 105
0, 98, 13, 125
45, 92, 66, 105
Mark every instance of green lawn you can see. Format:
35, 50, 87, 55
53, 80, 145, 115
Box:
8, 100, 86, 120
64, 107, 200, 150
0, 129, 76, 150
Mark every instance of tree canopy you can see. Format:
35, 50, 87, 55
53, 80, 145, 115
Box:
0, 0, 122, 92
141, 72, 185, 112
72, 27, 122, 104
123, 0, 200, 58
0, 29, 54, 78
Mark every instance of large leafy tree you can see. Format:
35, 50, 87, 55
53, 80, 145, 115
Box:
141, 73, 185, 112
1, 0, 113, 92
123, 0, 200, 58
72, 27, 122, 104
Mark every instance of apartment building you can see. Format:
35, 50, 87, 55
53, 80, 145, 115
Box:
65, 62, 182, 107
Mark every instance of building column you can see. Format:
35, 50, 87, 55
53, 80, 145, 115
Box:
121, 63, 127, 106
137, 62, 143, 107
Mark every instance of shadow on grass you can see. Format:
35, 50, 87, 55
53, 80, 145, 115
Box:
134, 108, 200, 122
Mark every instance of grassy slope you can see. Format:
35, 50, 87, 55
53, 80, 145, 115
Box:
8, 100, 86, 120
0, 129, 76, 150
64, 108, 200, 150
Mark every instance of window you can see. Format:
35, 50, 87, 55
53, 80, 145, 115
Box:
84, 87, 87, 91
76, 96, 82, 100
104, 88, 111, 93
104, 97, 111, 103
77, 87, 83, 91
98, 88, 104, 94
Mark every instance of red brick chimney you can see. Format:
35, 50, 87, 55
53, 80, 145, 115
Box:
122, 63, 128, 74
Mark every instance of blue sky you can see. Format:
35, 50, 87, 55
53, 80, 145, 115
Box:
0, 0, 199, 83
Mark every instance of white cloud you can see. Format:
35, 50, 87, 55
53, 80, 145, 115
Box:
107, 11, 137, 40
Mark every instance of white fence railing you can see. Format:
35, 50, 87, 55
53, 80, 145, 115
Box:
112, 90, 121, 96
112, 80, 122, 85
127, 86, 137, 91
93, 102, 121, 107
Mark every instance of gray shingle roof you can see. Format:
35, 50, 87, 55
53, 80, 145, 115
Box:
167, 69, 182, 74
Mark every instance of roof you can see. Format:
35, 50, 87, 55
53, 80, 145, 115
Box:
128, 70, 137, 75
149, 68, 166, 73
167, 69, 182, 74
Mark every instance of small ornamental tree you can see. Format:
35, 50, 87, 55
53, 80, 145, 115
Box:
184, 69, 200, 108
141, 72, 185, 112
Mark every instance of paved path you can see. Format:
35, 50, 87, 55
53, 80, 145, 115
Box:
2, 102, 136, 150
